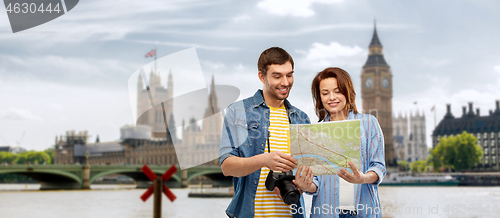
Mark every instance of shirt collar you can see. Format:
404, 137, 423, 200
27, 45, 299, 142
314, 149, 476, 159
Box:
324, 110, 355, 122
252, 89, 296, 114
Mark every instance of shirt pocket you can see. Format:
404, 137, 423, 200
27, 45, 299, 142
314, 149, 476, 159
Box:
234, 119, 261, 147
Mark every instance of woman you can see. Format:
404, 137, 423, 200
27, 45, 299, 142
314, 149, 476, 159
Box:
305, 67, 386, 218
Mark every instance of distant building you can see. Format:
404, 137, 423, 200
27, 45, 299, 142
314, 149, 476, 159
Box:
179, 76, 222, 167
0, 146, 11, 152
54, 129, 179, 165
136, 69, 174, 139
393, 111, 428, 163
432, 101, 500, 171
55, 74, 222, 167
360, 22, 396, 166
0, 146, 26, 154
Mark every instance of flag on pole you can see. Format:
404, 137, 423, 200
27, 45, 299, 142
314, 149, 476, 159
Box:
145, 49, 156, 58
431, 105, 435, 112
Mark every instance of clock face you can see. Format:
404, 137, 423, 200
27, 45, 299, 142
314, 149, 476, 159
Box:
382, 77, 390, 89
365, 77, 373, 89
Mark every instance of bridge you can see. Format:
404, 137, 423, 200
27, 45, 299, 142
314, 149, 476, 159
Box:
0, 165, 229, 190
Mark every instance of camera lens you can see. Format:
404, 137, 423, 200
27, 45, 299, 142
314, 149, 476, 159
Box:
277, 180, 300, 205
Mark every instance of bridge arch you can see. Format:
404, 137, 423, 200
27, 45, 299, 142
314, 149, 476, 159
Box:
0, 169, 82, 186
187, 170, 224, 184
89, 169, 181, 184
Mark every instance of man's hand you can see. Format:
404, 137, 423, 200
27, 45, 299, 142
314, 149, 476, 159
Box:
264, 151, 298, 172
292, 165, 317, 193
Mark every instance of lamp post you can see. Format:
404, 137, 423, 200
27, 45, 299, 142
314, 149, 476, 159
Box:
85, 151, 90, 165
82, 150, 91, 189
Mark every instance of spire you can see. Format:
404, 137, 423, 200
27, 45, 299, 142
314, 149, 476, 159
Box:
369, 20, 382, 47
205, 74, 220, 118
168, 113, 176, 142
363, 19, 389, 68
211, 74, 215, 90
168, 69, 173, 99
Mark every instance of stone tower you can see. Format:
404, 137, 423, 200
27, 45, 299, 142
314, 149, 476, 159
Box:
393, 111, 428, 163
361, 21, 396, 166
136, 69, 174, 138
393, 112, 408, 162
408, 110, 427, 162
202, 75, 223, 144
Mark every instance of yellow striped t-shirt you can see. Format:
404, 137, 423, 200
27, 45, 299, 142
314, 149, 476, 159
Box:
254, 105, 293, 218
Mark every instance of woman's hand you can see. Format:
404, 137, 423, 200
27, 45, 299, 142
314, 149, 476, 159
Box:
338, 161, 379, 184
338, 162, 366, 184
292, 165, 317, 193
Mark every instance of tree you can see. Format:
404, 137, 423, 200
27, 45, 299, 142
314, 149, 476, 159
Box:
0, 152, 17, 164
15, 151, 51, 165
410, 160, 428, 173
43, 148, 54, 164
397, 161, 409, 171
453, 132, 483, 171
430, 131, 482, 171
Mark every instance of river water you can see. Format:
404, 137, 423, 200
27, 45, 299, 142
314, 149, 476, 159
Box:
1, 184, 500, 218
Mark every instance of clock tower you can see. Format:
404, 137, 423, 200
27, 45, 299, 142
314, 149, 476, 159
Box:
361, 22, 396, 166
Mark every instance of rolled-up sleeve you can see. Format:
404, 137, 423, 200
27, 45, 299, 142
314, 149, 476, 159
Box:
305, 176, 320, 196
219, 106, 239, 166
366, 115, 386, 185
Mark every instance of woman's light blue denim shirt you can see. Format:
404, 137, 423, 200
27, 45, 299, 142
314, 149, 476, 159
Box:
307, 112, 386, 218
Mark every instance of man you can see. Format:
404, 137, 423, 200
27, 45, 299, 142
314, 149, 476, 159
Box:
219, 47, 314, 218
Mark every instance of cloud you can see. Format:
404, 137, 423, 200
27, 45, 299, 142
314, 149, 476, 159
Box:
419, 58, 453, 68
490, 65, 500, 90
0, 0, 227, 43
233, 15, 251, 22
0, 108, 42, 121
257, 0, 344, 17
201, 61, 226, 71
46, 103, 64, 112
128, 40, 239, 51
0, 54, 136, 87
296, 42, 366, 69
152, 23, 417, 39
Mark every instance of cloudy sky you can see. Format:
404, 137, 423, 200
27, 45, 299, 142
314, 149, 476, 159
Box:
0, 0, 499, 151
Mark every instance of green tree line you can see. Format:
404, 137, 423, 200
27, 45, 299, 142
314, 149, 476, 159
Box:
0, 149, 54, 165
398, 131, 483, 173
0, 149, 54, 182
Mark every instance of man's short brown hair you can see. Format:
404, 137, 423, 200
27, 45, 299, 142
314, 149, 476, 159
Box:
257, 47, 294, 76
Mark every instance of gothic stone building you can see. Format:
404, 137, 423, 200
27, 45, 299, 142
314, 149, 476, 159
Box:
393, 111, 428, 163
432, 101, 500, 171
55, 73, 222, 167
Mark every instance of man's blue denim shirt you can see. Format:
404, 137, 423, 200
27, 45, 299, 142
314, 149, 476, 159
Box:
219, 90, 311, 218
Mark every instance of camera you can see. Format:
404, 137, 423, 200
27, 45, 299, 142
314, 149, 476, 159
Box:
265, 170, 300, 205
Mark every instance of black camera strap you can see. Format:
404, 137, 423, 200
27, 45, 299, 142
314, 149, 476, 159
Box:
267, 130, 271, 153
